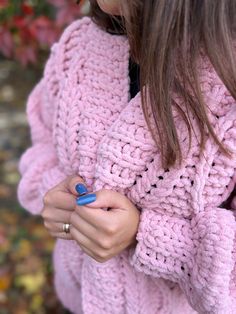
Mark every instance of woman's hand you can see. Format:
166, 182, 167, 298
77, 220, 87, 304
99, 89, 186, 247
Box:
70, 189, 140, 263
41, 175, 85, 239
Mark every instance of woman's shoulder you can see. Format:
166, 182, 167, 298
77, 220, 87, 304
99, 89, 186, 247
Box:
50, 16, 95, 57
57, 16, 95, 45
42, 17, 98, 81
44, 14, 128, 82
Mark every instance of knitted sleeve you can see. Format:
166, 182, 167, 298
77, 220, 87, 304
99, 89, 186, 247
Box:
17, 42, 66, 215
129, 206, 236, 313
128, 122, 236, 312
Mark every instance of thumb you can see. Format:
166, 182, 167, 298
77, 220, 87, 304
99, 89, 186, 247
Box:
66, 175, 88, 196
77, 188, 131, 209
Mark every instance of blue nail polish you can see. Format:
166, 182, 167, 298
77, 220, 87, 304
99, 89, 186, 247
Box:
76, 193, 96, 206
75, 183, 88, 195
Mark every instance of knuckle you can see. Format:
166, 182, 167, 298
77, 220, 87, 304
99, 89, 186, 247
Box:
44, 188, 59, 206
99, 238, 112, 250
105, 224, 117, 235
41, 207, 50, 220
43, 220, 50, 229
43, 190, 53, 205
95, 250, 109, 262
41, 208, 47, 219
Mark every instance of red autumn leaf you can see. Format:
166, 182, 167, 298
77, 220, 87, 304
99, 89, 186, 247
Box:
29, 16, 59, 46
13, 16, 27, 29
18, 26, 35, 43
21, 3, 34, 16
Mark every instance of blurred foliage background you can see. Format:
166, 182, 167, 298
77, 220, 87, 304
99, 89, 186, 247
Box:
0, 1, 89, 313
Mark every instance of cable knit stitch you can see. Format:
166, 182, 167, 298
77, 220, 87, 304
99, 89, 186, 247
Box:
17, 16, 236, 314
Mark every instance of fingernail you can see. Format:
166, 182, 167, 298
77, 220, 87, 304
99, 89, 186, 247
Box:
75, 183, 88, 195
76, 193, 96, 206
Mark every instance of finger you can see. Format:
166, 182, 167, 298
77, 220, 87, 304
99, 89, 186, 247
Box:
74, 189, 126, 228
70, 225, 99, 253
42, 208, 72, 223
52, 175, 86, 196
44, 220, 68, 233
67, 175, 89, 196
70, 211, 101, 246
44, 191, 77, 210
77, 189, 132, 210
50, 232, 73, 240
75, 205, 111, 230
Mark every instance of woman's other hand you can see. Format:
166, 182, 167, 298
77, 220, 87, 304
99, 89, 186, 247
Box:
70, 189, 140, 263
41, 175, 86, 239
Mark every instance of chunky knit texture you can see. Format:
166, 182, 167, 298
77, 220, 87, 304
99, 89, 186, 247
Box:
17, 17, 236, 314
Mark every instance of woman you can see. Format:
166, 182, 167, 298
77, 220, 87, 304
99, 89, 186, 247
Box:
18, 1, 236, 313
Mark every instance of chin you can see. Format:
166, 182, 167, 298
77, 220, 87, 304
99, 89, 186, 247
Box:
96, 0, 120, 15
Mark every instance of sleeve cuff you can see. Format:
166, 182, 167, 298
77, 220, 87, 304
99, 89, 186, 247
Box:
128, 208, 236, 313
129, 209, 195, 283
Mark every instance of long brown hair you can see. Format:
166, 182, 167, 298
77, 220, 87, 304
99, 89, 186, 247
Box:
88, 0, 236, 167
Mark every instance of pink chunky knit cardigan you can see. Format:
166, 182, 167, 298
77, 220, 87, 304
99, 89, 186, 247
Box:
17, 17, 236, 314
